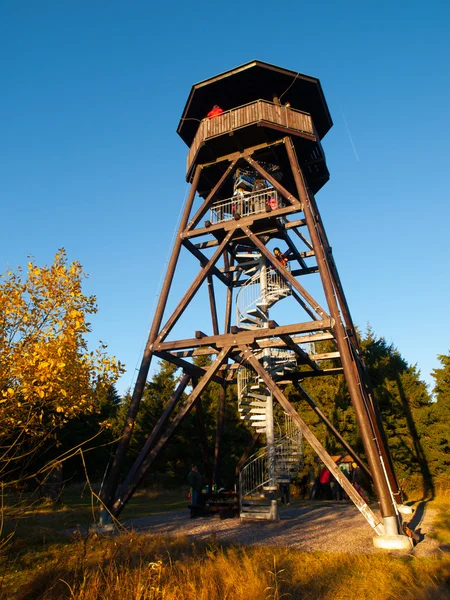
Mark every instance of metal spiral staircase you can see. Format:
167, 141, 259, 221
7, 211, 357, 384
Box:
235, 251, 304, 519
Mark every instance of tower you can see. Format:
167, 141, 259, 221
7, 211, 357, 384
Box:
101, 61, 413, 549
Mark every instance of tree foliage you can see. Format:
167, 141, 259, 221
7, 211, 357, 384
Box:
360, 329, 434, 493
286, 328, 440, 496
113, 357, 253, 488
0, 250, 125, 480
427, 353, 450, 475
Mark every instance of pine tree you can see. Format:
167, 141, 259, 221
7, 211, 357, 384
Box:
428, 353, 450, 477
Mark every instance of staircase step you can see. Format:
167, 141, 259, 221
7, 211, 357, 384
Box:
240, 506, 271, 514
240, 511, 273, 520
240, 396, 268, 403
240, 315, 264, 325
247, 307, 265, 317
240, 414, 266, 421
235, 252, 261, 260
241, 498, 271, 506
247, 392, 270, 401
241, 504, 271, 512
244, 266, 258, 275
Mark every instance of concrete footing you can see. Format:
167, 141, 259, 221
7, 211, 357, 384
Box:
269, 499, 279, 521
373, 515, 414, 550
397, 504, 414, 515
373, 534, 414, 550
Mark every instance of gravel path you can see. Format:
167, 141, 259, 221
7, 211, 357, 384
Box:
125, 501, 445, 556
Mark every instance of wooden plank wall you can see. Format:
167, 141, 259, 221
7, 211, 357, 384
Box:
187, 101, 314, 174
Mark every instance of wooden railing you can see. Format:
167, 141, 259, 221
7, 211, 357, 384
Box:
187, 100, 314, 173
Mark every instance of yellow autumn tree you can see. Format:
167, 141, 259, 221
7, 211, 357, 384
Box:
0, 249, 124, 480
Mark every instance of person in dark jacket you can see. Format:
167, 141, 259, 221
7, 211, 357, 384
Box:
187, 465, 203, 507
273, 247, 288, 268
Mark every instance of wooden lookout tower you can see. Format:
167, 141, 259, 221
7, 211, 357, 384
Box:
101, 61, 414, 549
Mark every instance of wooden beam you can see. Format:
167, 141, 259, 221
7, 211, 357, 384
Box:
154, 319, 334, 352
193, 138, 285, 172
111, 346, 232, 517
186, 158, 239, 231
182, 204, 302, 240
292, 381, 371, 479
269, 319, 319, 371
240, 346, 384, 535
153, 350, 225, 384
182, 239, 229, 286
152, 231, 233, 347
114, 373, 191, 506
244, 155, 300, 207
240, 224, 329, 320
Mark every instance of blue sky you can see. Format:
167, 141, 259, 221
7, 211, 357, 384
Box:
1, 0, 449, 396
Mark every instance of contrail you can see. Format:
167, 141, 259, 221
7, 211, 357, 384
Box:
340, 106, 360, 162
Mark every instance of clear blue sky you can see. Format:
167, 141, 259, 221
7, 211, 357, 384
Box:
1, 0, 449, 396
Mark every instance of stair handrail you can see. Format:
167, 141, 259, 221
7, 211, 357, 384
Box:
236, 269, 265, 327
210, 189, 284, 225
239, 445, 272, 508
237, 349, 297, 411
239, 433, 301, 504
265, 268, 291, 304
236, 265, 292, 328
239, 415, 304, 496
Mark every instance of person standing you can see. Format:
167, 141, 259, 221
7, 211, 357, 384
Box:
273, 247, 288, 268
187, 464, 203, 508
280, 475, 291, 505
319, 466, 332, 499
351, 461, 369, 503
207, 105, 223, 119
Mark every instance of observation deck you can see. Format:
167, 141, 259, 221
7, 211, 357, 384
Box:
178, 60, 332, 198
186, 100, 316, 180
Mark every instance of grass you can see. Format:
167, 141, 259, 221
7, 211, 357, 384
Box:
3, 532, 450, 600
1, 486, 449, 600
428, 497, 450, 546
1, 484, 188, 543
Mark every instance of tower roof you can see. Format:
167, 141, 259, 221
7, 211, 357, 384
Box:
177, 60, 333, 147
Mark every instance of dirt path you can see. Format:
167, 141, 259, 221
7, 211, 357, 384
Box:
125, 501, 444, 556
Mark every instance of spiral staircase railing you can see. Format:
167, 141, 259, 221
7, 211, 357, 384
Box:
236, 267, 291, 328
239, 416, 304, 511
234, 255, 304, 517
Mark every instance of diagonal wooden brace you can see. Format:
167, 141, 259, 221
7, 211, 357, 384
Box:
239, 345, 384, 535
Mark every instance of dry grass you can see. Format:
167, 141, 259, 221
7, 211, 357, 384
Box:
1, 528, 449, 600
1, 486, 449, 600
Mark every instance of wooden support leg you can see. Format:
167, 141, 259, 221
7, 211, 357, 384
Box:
284, 136, 397, 523
213, 385, 226, 488
100, 165, 203, 519
240, 345, 384, 535
111, 347, 231, 519
114, 373, 191, 504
